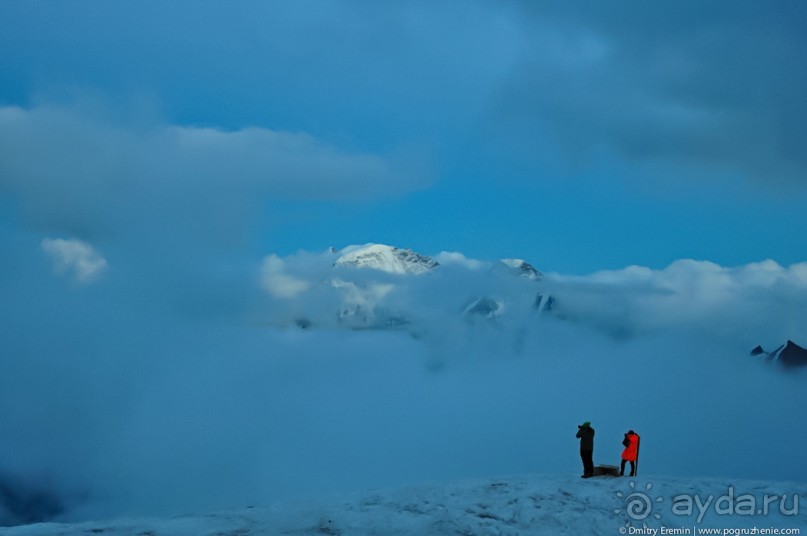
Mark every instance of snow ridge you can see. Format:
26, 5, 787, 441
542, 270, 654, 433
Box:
499, 258, 542, 280
334, 244, 439, 275
8, 474, 805, 535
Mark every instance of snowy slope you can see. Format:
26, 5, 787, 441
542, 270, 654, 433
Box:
498, 258, 542, 281
305, 244, 549, 330
4, 474, 804, 535
277, 243, 550, 330
335, 244, 439, 275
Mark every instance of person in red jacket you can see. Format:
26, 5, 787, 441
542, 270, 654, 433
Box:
620, 430, 640, 476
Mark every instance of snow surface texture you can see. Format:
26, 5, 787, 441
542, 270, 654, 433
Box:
4, 475, 805, 535
334, 244, 439, 275
498, 258, 542, 281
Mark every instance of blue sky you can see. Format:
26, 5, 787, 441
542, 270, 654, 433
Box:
2, 1, 807, 274
0, 0, 807, 273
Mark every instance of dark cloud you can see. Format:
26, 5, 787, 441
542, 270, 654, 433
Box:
497, 1, 807, 186
0, 1, 515, 149
4, 1, 804, 190
0, 104, 428, 241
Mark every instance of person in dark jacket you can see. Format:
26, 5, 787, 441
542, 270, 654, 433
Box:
620, 430, 640, 476
576, 421, 595, 478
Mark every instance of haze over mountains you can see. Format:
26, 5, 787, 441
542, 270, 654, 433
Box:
261, 243, 807, 360
2, 239, 806, 527
262, 243, 555, 332
751, 340, 807, 368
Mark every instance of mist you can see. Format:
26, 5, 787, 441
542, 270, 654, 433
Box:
1, 104, 806, 526
2, 239, 806, 525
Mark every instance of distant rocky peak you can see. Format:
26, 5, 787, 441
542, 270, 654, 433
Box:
750, 340, 807, 369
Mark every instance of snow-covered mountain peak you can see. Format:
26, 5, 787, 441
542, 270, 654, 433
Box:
499, 258, 542, 280
334, 243, 439, 275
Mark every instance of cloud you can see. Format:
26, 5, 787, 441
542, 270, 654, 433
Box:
544, 258, 807, 343
41, 238, 107, 283
257, 248, 807, 350
0, 104, 429, 242
496, 1, 807, 187
260, 255, 311, 299
2, 240, 807, 525
433, 251, 487, 270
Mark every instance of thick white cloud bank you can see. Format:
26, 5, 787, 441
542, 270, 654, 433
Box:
545, 259, 807, 344
258, 247, 807, 350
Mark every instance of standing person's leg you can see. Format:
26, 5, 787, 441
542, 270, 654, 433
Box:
620, 459, 627, 476
583, 450, 594, 477
629, 460, 636, 477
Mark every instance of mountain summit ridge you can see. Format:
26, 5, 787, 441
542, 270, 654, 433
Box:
334, 243, 439, 275
751, 340, 807, 368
